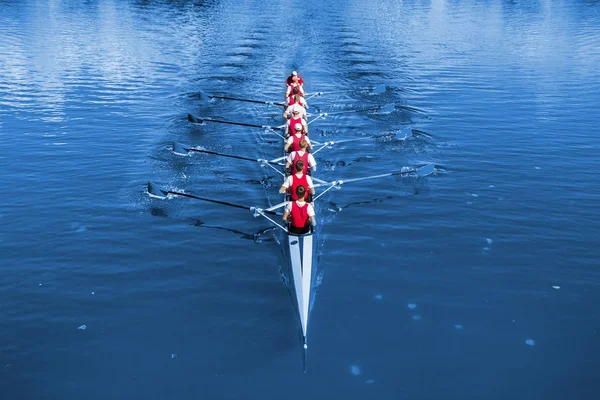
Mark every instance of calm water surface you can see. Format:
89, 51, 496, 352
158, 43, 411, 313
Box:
1, 0, 599, 399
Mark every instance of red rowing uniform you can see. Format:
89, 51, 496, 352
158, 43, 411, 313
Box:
289, 132, 306, 152
292, 151, 309, 175
290, 201, 310, 230
288, 116, 304, 135
286, 75, 304, 86
290, 174, 309, 201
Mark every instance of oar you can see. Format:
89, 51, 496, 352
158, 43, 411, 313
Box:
197, 90, 285, 107
172, 142, 286, 177
188, 113, 285, 131
173, 142, 283, 166
312, 163, 435, 201
304, 84, 387, 100
308, 103, 396, 124
147, 182, 282, 216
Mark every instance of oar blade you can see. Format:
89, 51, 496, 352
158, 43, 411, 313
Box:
416, 163, 435, 177
172, 142, 190, 155
148, 182, 169, 198
187, 113, 203, 124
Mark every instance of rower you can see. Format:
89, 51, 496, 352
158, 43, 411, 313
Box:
280, 160, 315, 201
283, 185, 316, 235
285, 123, 311, 152
283, 101, 307, 120
286, 139, 316, 175
285, 87, 309, 110
286, 107, 308, 136
285, 71, 304, 97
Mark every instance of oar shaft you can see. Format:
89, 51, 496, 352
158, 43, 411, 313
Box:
209, 95, 283, 106
168, 190, 281, 216
188, 148, 258, 163
205, 118, 266, 129
188, 113, 280, 130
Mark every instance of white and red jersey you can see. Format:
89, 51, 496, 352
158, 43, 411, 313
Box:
286, 116, 308, 135
286, 133, 311, 152
286, 75, 304, 86
285, 200, 315, 230
284, 104, 307, 120
286, 95, 308, 109
282, 173, 314, 201
285, 82, 305, 97
287, 150, 317, 175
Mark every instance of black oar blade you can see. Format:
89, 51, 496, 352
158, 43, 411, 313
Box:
373, 84, 387, 94
416, 163, 435, 177
173, 142, 190, 155
187, 113, 204, 124
148, 182, 170, 198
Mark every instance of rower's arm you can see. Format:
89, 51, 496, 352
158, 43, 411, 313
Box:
309, 155, 317, 173
279, 177, 290, 194
282, 210, 289, 222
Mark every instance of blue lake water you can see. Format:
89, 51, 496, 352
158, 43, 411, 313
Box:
1, 0, 599, 398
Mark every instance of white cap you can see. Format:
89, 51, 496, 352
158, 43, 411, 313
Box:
292, 71, 298, 76
294, 123, 302, 131
292, 106, 301, 114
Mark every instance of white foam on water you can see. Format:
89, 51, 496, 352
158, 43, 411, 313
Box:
171, 353, 178, 359
454, 324, 464, 330
374, 294, 383, 300
483, 247, 490, 251
78, 325, 87, 330
552, 286, 560, 289
489, 185, 495, 188
350, 365, 361, 376
486, 238, 493, 244
408, 303, 417, 309
535, 166, 541, 170
525, 339, 535, 346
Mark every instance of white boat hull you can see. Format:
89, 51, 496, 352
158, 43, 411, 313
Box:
286, 231, 314, 345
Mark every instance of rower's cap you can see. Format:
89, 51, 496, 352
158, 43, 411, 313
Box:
292, 107, 300, 114
292, 71, 298, 76
294, 123, 302, 131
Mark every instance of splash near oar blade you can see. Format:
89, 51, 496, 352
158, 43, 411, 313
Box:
147, 182, 170, 198
187, 113, 204, 124
172, 142, 190, 155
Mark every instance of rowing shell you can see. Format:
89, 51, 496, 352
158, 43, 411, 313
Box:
286, 230, 313, 348
279, 126, 314, 350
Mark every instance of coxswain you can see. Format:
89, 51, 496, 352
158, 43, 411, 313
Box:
286, 107, 308, 136
282, 184, 316, 235
286, 139, 316, 175
285, 87, 309, 110
285, 71, 304, 97
280, 160, 315, 201
285, 123, 312, 152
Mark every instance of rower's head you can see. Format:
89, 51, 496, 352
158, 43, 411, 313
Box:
295, 160, 305, 173
295, 184, 306, 199
294, 123, 303, 133
292, 106, 301, 116
299, 138, 308, 149
291, 70, 298, 77
292, 87, 299, 95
